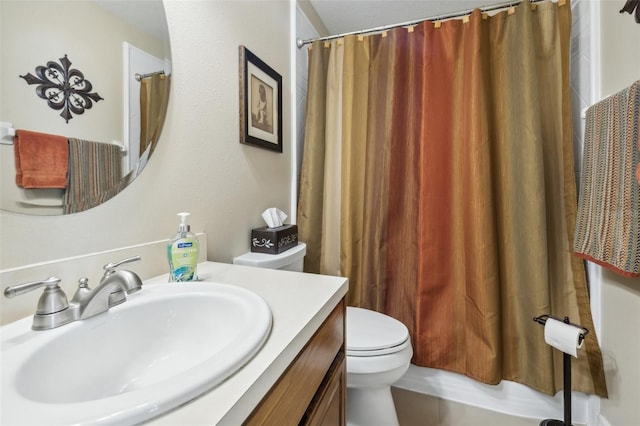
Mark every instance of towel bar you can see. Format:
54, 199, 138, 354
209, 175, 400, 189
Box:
0, 125, 127, 156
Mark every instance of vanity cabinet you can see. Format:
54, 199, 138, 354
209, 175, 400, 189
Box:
245, 300, 346, 426
302, 351, 346, 425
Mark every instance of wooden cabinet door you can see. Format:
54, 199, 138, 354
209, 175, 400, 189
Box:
302, 352, 346, 426
244, 301, 345, 426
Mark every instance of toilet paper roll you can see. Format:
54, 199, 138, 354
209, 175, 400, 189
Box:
544, 318, 584, 358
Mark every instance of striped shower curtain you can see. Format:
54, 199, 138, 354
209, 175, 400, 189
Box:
298, 0, 607, 397
139, 73, 170, 157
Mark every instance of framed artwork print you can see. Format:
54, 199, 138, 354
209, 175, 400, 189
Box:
239, 46, 283, 153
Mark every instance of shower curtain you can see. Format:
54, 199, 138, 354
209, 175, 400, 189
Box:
139, 73, 170, 157
298, 0, 607, 397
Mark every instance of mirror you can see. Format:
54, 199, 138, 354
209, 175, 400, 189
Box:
0, 0, 171, 215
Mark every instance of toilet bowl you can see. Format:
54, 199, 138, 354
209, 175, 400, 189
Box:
346, 307, 412, 426
233, 243, 412, 425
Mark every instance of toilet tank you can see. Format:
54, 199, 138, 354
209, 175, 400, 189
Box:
232, 243, 306, 272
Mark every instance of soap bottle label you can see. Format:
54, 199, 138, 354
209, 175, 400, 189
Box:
168, 237, 199, 282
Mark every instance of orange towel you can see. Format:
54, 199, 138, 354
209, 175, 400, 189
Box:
14, 130, 69, 189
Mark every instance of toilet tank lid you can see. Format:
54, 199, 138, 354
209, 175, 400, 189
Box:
232, 243, 306, 269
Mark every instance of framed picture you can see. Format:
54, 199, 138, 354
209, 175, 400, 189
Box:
239, 46, 283, 153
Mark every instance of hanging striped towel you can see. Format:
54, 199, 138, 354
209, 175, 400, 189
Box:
63, 138, 124, 214
574, 80, 640, 277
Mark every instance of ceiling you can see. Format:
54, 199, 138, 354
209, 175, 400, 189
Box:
307, 0, 513, 36
94, 1, 515, 44
93, 0, 168, 40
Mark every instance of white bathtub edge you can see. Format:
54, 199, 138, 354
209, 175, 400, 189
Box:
394, 364, 593, 424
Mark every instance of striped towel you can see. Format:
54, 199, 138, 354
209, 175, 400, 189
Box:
574, 80, 640, 277
63, 138, 124, 214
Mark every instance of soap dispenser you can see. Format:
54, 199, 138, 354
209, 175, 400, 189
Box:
167, 212, 200, 282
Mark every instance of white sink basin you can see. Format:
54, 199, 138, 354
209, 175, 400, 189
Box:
1, 281, 272, 425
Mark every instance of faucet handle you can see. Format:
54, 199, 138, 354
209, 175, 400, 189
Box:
103, 256, 142, 274
4, 277, 74, 329
4, 276, 62, 299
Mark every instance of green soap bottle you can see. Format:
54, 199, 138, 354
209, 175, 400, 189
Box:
167, 212, 199, 282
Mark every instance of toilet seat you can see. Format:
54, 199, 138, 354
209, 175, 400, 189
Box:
346, 307, 410, 357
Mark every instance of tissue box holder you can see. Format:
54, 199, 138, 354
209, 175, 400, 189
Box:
251, 225, 298, 254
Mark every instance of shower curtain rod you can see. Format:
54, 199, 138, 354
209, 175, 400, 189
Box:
296, 0, 549, 48
134, 70, 166, 81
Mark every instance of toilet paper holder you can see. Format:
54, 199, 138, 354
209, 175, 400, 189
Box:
533, 314, 589, 345
533, 314, 589, 426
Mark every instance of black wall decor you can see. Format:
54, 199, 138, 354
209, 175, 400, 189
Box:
20, 54, 103, 123
620, 0, 640, 23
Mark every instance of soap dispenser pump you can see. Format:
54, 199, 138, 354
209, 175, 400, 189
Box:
167, 212, 199, 282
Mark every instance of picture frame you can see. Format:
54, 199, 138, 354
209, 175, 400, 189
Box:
239, 46, 283, 153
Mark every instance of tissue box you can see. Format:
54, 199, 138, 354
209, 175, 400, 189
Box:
251, 224, 298, 254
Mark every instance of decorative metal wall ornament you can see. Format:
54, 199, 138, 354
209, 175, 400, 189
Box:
20, 54, 103, 123
620, 0, 640, 23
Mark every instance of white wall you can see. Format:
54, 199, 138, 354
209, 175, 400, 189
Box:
0, 1, 292, 321
597, 3, 640, 426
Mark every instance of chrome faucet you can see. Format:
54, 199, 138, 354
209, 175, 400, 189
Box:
3, 256, 142, 330
75, 257, 143, 319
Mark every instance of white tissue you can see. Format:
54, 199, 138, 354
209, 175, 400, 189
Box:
544, 318, 584, 358
262, 208, 287, 228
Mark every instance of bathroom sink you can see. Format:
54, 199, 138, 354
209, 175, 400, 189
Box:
1, 281, 272, 425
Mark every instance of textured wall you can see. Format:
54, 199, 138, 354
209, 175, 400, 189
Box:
571, 2, 640, 425
597, 3, 640, 426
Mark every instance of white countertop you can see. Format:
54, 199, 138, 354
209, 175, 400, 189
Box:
146, 261, 348, 425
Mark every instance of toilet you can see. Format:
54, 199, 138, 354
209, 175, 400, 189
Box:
232, 242, 307, 272
233, 242, 413, 426
345, 306, 412, 425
